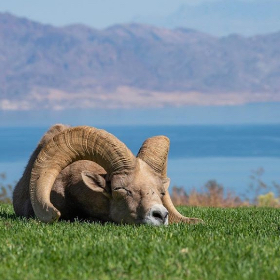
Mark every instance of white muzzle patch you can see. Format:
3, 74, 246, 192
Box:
144, 204, 168, 226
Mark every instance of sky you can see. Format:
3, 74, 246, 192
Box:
0, 0, 204, 28
0, 0, 280, 36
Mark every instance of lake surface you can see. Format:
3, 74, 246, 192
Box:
0, 125, 279, 196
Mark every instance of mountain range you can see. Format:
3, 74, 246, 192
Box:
0, 12, 280, 110
134, 0, 280, 36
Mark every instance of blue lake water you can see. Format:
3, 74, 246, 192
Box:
0, 125, 279, 196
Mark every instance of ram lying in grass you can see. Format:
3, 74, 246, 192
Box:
13, 124, 202, 225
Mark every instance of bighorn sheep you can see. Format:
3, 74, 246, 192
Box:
13, 124, 201, 226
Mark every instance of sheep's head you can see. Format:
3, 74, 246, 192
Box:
30, 126, 198, 225
82, 159, 169, 225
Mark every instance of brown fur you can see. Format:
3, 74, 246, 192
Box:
13, 125, 165, 223
13, 124, 201, 225
13, 124, 109, 221
13, 124, 69, 217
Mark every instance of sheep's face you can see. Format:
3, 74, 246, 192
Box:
82, 159, 169, 225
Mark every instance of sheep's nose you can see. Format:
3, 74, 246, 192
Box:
151, 209, 168, 222
150, 205, 168, 225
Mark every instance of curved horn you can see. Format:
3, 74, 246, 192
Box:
13, 124, 69, 217
137, 136, 199, 224
136, 136, 170, 177
30, 126, 136, 223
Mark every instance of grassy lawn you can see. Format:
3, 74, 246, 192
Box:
0, 204, 280, 280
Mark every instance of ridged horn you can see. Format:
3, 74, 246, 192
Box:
30, 126, 136, 223
162, 191, 202, 224
136, 136, 170, 177
137, 136, 200, 224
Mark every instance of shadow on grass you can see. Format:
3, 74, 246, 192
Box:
0, 211, 18, 220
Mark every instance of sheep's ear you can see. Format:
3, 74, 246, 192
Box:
81, 171, 111, 198
162, 178, 170, 190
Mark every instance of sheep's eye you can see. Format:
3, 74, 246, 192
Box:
160, 192, 166, 197
114, 187, 132, 196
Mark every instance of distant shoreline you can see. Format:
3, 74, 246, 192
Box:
1, 103, 280, 127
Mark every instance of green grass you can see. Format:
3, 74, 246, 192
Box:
1, 204, 280, 280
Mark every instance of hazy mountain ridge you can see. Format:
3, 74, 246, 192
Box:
134, 0, 280, 36
0, 12, 280, 110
